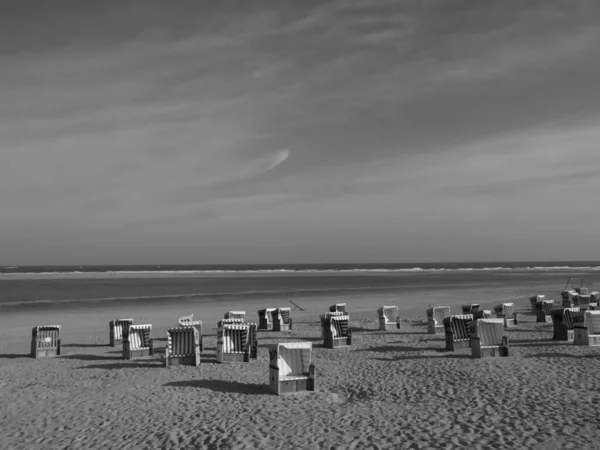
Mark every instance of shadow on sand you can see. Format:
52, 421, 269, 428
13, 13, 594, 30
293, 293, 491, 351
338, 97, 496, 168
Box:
59, 354, 121, 361
62, 343, 107, 348
524, 352, 598, 359
0, 353, 31, 359
163, 379, 268, 395
77, 360, 165, 370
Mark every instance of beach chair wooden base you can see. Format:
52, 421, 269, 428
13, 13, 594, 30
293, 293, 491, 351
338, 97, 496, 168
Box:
536, 312, 552, 323
500, 317, 515, 328
553, 327, 574, 342
110, 338, 124, 347
445, 336, 470, 351
379, 320, 401, 331
573, 328, 600, 346
428, 323, 444, 334
273, 323, 291, 332
274, 377, 316, 395
166, 354, 200, 368
31, 340, 61, 358
258, 324, 272, 331
471, 336, 509, 358
124, 347, 153, 360
217, 352, 248, 363
324, 336, 351, 349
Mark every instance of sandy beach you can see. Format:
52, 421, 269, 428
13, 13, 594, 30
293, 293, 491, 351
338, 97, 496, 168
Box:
2, 273, 600, 450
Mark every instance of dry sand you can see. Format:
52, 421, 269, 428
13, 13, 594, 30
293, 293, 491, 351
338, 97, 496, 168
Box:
2, 292, 600, 449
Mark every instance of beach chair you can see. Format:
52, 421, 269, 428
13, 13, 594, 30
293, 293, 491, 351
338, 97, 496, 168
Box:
461, 304, 480, 315
177, 314, 203, 351
272, 307, 292, 332
329, 303, 347, 313
377, 306, 400, 330
109, 318, 133, 347
471, 319, 509, 358
165, 326, 200, 367
426, 306, 451, 334
269, 342, 316, 395
258, 308, 276, 330
493, 303, 516, 328
551, 307, 581, 341
224, 311, 246, 321
573, 311, 600, 346
444, 314, 474, 351
536, 300, 556, 323
31, 325, 61, 358
591, 292, 599, 302
122, 324, 154, 360
530, 295, 545, 314
578, 294, 593, 310
322, 314, 351, 348
216, 322, 258, 363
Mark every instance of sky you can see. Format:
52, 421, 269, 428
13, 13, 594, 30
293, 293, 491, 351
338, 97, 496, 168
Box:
1, 0, 600, 265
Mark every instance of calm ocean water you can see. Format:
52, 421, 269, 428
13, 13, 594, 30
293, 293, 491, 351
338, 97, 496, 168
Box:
1, 261, 598, 310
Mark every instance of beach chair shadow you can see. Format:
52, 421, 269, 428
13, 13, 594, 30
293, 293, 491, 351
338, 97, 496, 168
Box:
60, 354, 121, 361
77, 360, 165, 369
358, 345, 435, 353
163, 379, 268, 395
62, 343, 106, 348
0, 353, 30, 359
524, 352, 596, 359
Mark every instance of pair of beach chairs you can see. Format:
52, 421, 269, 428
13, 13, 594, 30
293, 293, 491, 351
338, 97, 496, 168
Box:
377, 306, 400, 330
442, 315, 509, 357
258, 308, 292, 331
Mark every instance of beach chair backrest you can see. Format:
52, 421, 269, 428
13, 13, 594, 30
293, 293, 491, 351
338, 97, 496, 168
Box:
112, 319, 133, 340
329, 315, 349, 337
569, 310, 586, 328
261, 308, 275, 324
278, 342, 312, 377
126, 324, 152, 350
449, 314, 473, 340
33, 326, 61, 349
178, 314, 194, 325
585, 311, 600, 335
168, 326, 198, 357
382, 306, 398, 322
433, 306, 451, 324
477, 319, 504, 346
541, 300, 555, 315
278, 308, 291, 324
221, 324, 248, 353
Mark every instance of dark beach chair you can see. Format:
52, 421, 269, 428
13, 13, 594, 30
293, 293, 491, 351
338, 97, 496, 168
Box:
329, 303, 347, 313
530, 295, 545, 314
551, 307, 580, 342
536, 300, 556, 323
31, 325, 61, 358
272, 307, 292, 332
444, 314, 474, 351
258, 308, 276, 331
461, 304, 480, 315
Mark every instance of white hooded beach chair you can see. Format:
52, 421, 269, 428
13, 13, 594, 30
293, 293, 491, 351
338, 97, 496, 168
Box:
493, 303, 516, 328
224, 311, 246, 321
530, 295, 545, 314
551, 307, 580, 341
216, 321, 257, 363
573, 311, 600, 346
269, 342, 316, 395
31, 325, 61, 358
178, 314, 203, 351
272, 307, 292, 332
426, 306, 451, 334
329, 303, 347, 313
444, 315, 474, 351
258, 308, 276, 330
322, 313, 351, 348
122, 324, 154, 360
377, 306, 400, 330
471, 319, 509, 358
109, 318, 133, 347
166, 326, 200, 367
536, 300, 556, 323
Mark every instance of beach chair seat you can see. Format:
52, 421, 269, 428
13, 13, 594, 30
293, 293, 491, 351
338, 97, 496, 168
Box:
471, 319, 509, 358
258, 308, 276, 330
329, 303, 347, 313
177, 314, 203, 351
224, 311, 246, 321
461, 304, 480, 315
530, 295, 545, 314
551, 307, 580, 341
272, 307, 292, 332
269, 342, 316, 395
493, 303, 516, 328
322, 314, 351, 348
31, 325, 61, 358
166, 326, 200, 367
426, 306, 451, 334
444, 315, 474, 351
122, 324, 154, 360
536, 300, 556, 323
216, 322, 257, 363
377, 306, 400, 331
573, 311, 600, 346
109, 318, 133, 347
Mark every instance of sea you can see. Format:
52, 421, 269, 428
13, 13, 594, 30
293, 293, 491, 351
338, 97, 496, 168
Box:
1, 261, 599, 312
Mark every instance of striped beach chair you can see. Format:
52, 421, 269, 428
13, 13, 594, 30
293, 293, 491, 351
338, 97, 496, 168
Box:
258, 308, 276, 331
573, 311, 600, 346
471, 319, 509, 358
551, 307, 580, 341
444, 314, 474, 351
322, 313, 351, 348
178, 314, 203, 351
269, 342, 316, 395
329, 303, 347, 313
377, 306, 400, 331
493, 303, 516, 328
426, 306, 451, 334
530, 295, 545, 314
166, 326, 200, 367
536, 300, 556, 323
31, 325, 61, 358
224, 311, 246, 321
272, 307, 292, 332
461, 304, 480, 315
109, 318, 133, 347
216, 322, 257, 363
122, 324, 154, 360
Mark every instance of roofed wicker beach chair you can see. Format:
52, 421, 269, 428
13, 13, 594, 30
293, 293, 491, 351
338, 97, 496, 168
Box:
178, 314, 203, 351
444, 314, 474, 351
122, 324, 154, 360
536, 300, 556, 323
551, 307, 581, 342
224, 311, 246, 321
471, 319, 509, 358
573, 311, 600, 346
272, 307, 292, 332
565, 290, 579, 308
109, 318, 133, 347
31, 325, 61, 358
322, 313, 351, 348
258, 308, 276, 331
269, 342, 316, 395
578, 294, 593, 310
165, 326, 200, 367
216, 321, 257, 363
530, 295, 545, 314
329, 303, 347, 313
377, 306, 400, 330
426, 306, 451, 334
461, 304, 480, 315
493, 303, 516, 328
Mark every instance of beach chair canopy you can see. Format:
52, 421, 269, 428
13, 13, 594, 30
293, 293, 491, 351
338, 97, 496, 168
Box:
427, 306, 451, 324
584, 311, 600, 335
224, 311, 246, 320
275, 342, 313, 379
378, 306, 398, 323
